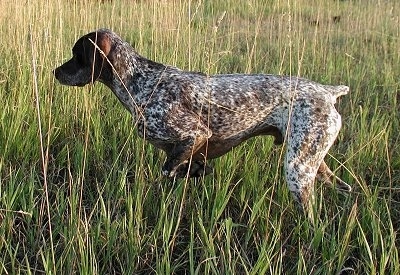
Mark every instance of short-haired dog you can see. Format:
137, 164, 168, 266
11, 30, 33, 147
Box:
54, 29, 351, 212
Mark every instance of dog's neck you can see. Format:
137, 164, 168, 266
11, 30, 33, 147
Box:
102, 46, 167, 116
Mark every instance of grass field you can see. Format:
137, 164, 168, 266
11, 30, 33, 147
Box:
0, 0, 399, 274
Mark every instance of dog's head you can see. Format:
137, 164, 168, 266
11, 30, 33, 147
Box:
54, 30, 113, 87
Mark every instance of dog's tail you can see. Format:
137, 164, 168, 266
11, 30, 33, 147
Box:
327, 85, 349, 99
322, 85, 349, 105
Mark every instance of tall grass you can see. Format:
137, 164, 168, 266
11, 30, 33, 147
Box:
0, 0, 399, 273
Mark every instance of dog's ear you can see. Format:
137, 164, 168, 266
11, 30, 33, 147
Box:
87, 31, 114, 82
95, 32, 111, 57
90, 31, 111, 58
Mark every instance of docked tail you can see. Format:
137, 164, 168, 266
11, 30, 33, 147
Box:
323, 85, 349, 104
327, 85, 349, 99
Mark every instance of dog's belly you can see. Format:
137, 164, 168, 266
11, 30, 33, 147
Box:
193, 124, 283, 160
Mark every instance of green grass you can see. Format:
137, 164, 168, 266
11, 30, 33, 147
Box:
0, 0, 399, 274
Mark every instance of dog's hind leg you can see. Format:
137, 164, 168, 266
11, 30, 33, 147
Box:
283, 102, 343, 218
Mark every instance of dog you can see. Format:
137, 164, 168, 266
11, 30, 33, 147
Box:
54, 29, 351, 212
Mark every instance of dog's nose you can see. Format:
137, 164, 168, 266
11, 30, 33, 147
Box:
53, 68, 59, 79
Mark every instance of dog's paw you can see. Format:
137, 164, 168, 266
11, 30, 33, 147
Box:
162, 169, 176, 178
176, 161, 213, 178
188, 161, 213, 177
162, 161, 213, 178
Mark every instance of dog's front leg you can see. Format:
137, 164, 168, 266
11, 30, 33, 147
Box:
162, 135, 209, 178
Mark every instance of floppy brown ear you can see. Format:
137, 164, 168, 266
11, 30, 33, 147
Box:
93, 32, 111, 57
96, 33, 111, 57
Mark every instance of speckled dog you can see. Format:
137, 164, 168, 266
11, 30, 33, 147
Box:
54, 29, 351, 211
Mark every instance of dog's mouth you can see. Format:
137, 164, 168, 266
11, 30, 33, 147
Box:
53, 67, 91, 87
54, 76, 88, 87
74, 82, 87, 87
